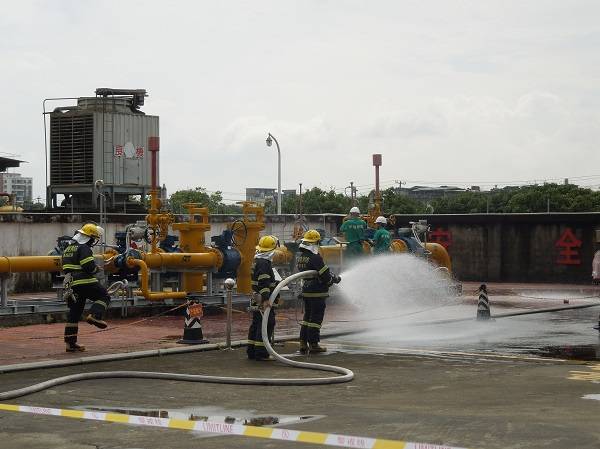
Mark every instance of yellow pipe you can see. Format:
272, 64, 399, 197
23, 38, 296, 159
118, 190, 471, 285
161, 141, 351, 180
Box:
172, 204, 213, 292
320, 245, 343, 266
424, 242, 452, 272
272, 246, 293, 266
127, 258, 188, 301
390, 239, 408, 253
142, 251, 222, 270
235, 202, 265, 294
0, 256, 62, 273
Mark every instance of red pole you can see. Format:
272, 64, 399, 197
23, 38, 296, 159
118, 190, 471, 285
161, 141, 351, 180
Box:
375, 165, 380, 200
372, 154, 382, 201
148, 137, 160, 190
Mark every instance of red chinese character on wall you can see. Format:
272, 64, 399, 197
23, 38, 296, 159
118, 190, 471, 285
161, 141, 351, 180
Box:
114, 145, 124, 157
135, 147, 144, 158
555, 228, 582, 265
428, 227, 452, 249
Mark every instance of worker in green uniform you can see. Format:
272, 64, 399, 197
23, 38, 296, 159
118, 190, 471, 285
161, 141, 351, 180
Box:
372, 216, 391, 254
340, 206, 367, 259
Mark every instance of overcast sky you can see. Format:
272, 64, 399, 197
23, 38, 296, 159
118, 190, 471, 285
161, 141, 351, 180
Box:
2, 0, 599, 203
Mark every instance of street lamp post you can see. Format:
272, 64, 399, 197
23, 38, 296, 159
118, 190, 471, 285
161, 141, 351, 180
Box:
265, 133, 281, 215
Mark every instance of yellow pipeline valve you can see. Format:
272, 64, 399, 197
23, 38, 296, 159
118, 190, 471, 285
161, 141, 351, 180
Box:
424, 242, 452, 272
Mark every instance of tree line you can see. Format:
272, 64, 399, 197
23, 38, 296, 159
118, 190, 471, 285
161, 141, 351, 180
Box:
168, 183, 600, 215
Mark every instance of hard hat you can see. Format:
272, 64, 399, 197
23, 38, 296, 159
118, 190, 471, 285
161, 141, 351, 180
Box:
302, 229, 321, 243
375, 216, 387, 225
256, 235, 277, 252
77, 223, 102, 239
349, 206, 360, 214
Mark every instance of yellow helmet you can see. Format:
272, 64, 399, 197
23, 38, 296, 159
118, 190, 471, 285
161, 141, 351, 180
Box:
77, 223, 102, 239
256, 235, 278, 252
302, 229, 321, 243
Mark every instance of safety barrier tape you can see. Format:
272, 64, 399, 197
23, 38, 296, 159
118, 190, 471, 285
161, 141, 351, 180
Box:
0, 403, 469, 449
569, 364, 600, 382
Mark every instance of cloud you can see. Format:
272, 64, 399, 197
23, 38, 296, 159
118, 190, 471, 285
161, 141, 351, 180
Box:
366, 108, 448, 139
219, 116, 336, 156
3, 1, 600, 201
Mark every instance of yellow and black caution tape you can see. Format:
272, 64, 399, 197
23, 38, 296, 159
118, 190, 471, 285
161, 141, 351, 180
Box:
0, 402, 469, 449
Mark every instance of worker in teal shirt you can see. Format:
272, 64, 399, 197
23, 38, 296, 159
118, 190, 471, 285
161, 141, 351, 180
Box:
372, 216, 391, 254
340, 207, 367, 259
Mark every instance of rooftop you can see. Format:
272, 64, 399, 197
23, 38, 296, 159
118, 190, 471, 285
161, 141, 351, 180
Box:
0, 156, 25, 172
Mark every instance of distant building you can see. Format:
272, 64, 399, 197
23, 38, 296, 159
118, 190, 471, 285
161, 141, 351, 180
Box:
394, 185, 467, 202
246, 188, 276, 203
0, 156, 30, 206
246, 188, 296, 209
0, 172, 33, 205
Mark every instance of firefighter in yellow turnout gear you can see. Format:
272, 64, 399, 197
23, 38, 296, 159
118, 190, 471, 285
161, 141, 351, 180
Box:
247, 235, 279, 361
297, 230, 341, 353
62, 223, 111, 352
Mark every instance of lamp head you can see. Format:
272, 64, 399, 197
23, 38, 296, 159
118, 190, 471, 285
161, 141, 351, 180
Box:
266, 134, 273, 147
224, 278, 235, 290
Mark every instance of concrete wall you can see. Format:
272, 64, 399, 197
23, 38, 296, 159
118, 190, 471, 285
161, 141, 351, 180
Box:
393, 213, 600, 283
2, 212, 599, 290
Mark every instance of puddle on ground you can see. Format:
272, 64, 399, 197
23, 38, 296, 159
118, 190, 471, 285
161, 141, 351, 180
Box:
534, 344, 600, 361
79, 405, 323, 436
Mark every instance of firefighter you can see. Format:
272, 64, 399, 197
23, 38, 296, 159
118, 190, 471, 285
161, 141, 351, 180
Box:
62, 223, 110, 352
247, 235, 279, 361
340, 206, 367, 259
297, 229, 341, 353
373, 216, 391, 254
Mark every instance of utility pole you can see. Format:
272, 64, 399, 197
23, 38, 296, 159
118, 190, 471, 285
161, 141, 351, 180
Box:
345, 181, 357, 205
298, 182, 303, 216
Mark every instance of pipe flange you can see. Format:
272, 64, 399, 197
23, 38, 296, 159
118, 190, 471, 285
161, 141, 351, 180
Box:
206, 247, 224, 269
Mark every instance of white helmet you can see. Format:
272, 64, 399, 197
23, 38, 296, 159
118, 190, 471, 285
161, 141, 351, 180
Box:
375, 216, 387, 225
349, 206, 360, 215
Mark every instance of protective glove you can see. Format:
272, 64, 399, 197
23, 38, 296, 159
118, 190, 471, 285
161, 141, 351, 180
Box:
332, 274, 342, 284
63, 289, 77, 307
62, 274, 77, 306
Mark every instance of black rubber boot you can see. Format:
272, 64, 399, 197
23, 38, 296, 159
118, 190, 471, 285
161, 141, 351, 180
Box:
66, 342, 86, 352
309, 343, 327, 353
299, 340, 308, 354
85, 314, 107, 329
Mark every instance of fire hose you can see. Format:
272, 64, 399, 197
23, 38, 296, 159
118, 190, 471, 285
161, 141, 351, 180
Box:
0, 270, 353, 401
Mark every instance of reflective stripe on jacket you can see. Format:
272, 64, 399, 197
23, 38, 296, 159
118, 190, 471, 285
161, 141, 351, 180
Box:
250, 258, 277, 303
297, 248, 333, 299
62, 243, 98, 286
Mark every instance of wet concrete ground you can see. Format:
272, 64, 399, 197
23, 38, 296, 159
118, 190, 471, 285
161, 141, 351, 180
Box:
0, 283, 599, 448
0, 342, 599, 449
